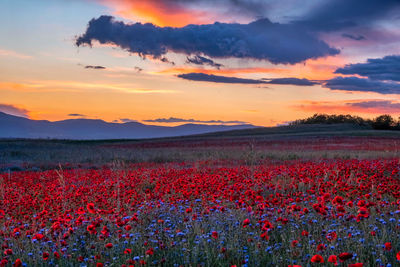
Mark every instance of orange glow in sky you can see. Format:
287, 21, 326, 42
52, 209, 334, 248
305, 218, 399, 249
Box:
100, 0, 211, 27
1, 0, 400, 128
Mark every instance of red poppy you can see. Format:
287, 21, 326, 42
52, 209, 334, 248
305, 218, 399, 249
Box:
326, 231, 337, 242
42, 252, 50, 260
76, 207, 85, 214
53, 251, 60, 259
124, 248, 132, 254
328, 255, 338, 266
370, 231, 376, 236
338, 252, 353, 262
32, 233, 44, 240
87, 224, 96, 234
87, 203, 96, 213
397, 251, 400, 261
105, 243, 113, 249
211, 231, 218, 239
13, 259, 22, 267
260, 232, 269, 240
310, 254, 324, 263
317, 243, 326, 251
348, 263, 363, 267
243, 218, 250, 227
384, 242, 392, 251
301, 230, 309, 236
96, 263, 104, 267
145, 247, 154, 255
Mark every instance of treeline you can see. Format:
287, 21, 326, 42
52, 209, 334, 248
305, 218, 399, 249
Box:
291, 114, 400, 130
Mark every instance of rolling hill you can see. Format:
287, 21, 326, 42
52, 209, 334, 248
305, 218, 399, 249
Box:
0, 112, 256, 139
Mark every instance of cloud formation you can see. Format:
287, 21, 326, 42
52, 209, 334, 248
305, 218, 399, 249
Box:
119, 118, 138, 123
177, 73, 266, 84
265, 77, 319, 86
348, 100, 400, 111
341, 33, 366, 41
143, 117, 247, 124
186, 55, 223, 69
335, 55, 400, 82
0, 104, 29, 118
296, 0, 400, 31
68, 113, 86, 117
85, 65, 106, 69
0, 49, 32, 59
324, 76, 400, 94
293, 99, 400, 114
95, 0, 275, 27
76, 16, 339, 64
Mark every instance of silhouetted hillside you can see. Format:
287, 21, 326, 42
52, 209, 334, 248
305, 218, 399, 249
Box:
0, 112, 255, 139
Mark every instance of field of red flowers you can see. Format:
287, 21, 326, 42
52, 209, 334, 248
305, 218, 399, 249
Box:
1, 157, 400, 266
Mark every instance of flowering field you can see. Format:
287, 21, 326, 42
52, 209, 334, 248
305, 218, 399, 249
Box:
1, 157, 400, 266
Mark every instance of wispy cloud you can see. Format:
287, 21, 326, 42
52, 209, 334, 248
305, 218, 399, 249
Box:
157, 67, 287, 76
0, 81, 177, 94
186, 55, 223, 69
265, 77, 319, 86
341, 33, 366, 41
177, 73, 266, 84
143, 117, 248, 124
85, 65, 106, 70
0, 49, 32, 59
292, 99, 400, 114
0, 103, 30, 118
347, 100, 400, 112
119, 118, 138, 123
68, 113, 86, 117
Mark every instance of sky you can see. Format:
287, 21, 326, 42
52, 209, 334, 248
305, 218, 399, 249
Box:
1, 0, 400, 126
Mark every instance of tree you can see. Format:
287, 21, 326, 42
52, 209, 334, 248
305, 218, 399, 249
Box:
371, 114, 395, 130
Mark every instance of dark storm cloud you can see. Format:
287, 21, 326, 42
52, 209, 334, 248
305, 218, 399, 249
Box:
177, 73, 266, 84
324, 76, 400, 94
295, 0, 400, 31
335, 55, 400, 82
76, 16, 339, 64
143, 117, 247, 124
347, 100, 400, 110
265, 77, 319, 86
85, 65, 106, 69
341, 33, 366, 41
186, 55, 223, 69
0, 104, 29, 118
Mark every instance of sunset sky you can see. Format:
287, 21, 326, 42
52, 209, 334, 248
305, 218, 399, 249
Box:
1, 0, 400, 126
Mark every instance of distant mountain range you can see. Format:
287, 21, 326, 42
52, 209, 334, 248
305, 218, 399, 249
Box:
0, 112, 256, 139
